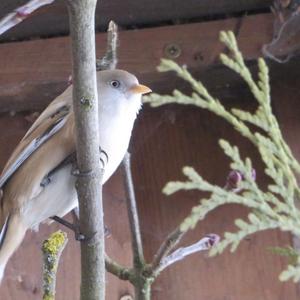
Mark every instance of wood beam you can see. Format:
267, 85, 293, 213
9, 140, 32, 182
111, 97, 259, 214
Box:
0, 13, 275, 112
0, 0, 272, 41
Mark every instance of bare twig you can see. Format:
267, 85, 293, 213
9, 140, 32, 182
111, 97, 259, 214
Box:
42, 230, 68, 300
0, 0, 55, 36
122, 153, 145, 269
105, 255, 131, 281
96, 21, 118, 71
150, 227, 184, 275
121, 153, 150, 299
66, 0, 105, 299
156, 234, 220, 274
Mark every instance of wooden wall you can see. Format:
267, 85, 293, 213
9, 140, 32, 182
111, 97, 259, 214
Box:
0, 7, 300, 300
0, 0, 272, 41
0, 13, 275, 112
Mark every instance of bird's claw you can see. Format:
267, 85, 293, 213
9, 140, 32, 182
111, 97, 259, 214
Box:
104, 225, 111, 237
100, 148, 108, 170
50, 215, 86, 241
74, 230, 85, 241
51, 213, 110, 242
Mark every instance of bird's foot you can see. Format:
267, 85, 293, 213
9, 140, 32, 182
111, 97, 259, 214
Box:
51, 212, 111, 241
50, 215, 85, 241
99, 148, 108, 169
104, 225, 111, 237
71, 148, 108, 176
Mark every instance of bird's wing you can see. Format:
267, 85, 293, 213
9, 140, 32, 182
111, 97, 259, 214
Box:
0, 115, 68, 189
22, 86, 72, 141
0, 89, 73, 190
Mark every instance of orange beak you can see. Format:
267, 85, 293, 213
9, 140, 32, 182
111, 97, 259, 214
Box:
129, 84, 152, 95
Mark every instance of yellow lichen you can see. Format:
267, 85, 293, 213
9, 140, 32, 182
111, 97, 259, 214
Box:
42, 230, 68, 300
42, 230, 67, 255
43, 294, 54, 300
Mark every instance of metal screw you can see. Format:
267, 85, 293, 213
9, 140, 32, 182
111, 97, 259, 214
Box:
164, 43, 182, 58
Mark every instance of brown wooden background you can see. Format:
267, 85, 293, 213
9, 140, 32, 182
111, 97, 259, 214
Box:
0, 0, 300, 299
0, 0, 272, 41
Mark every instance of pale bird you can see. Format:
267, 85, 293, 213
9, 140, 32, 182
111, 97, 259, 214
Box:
0, 69, 151, 282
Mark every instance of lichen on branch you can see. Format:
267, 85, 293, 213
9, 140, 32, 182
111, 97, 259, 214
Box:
143, 30, 300, 282
42, 230, 68, 300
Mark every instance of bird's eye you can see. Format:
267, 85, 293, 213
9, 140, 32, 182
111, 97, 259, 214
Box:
110, 80, 121, 88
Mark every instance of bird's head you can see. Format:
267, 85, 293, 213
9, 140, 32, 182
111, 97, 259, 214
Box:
98, 69, 151, 115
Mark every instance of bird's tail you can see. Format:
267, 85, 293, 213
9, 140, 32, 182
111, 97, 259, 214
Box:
0, 213, 27, 283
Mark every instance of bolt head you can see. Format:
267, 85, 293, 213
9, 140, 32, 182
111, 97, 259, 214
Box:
164, 43, 182, 58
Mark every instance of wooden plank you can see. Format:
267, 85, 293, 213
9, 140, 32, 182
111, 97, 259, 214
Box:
0, 13, 275, 113
0, 0, 272, 41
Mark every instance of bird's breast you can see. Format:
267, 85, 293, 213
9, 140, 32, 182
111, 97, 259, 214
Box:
98, 111, 136, 182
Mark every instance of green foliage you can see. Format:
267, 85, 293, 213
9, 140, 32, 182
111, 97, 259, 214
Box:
143, 31, 300, 282
268, 246, 299, 266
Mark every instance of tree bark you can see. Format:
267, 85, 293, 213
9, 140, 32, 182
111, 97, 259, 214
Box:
66, 1, 105, 299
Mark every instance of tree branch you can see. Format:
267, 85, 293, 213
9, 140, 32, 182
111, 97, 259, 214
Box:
96, 20, 118, 71
154, 234, 220, 275
42, 230, 68, 300
66, 1, 105, 299
150, 227, 184, 275
105, 255, 132, 281
122, 153, 145, 269
0, 0, 55, 36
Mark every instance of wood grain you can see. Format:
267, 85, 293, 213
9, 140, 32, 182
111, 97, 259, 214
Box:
0, 13, 274, 113
0, 0, 272, 41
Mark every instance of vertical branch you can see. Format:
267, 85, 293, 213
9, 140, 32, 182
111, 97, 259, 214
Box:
122, 153, 152, 300
42, 230, 68, 300
122, 153, 145, 269
66, 1, 105, 299
96, 20, 118, 71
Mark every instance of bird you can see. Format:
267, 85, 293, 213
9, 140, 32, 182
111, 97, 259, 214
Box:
0, 69, 151, 282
